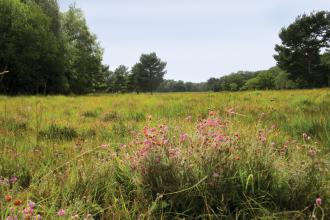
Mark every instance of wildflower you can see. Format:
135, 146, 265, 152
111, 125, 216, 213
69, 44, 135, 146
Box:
308, 149, 317, 158
9, 175, 18, 184
206, 119, 217, 127
162, 138, 169, 145
209, 111, 216, 116
168, 148, 179, 158
100, 144, 108, 148
71, 214, 79, 219
120, 144, 127, 148
6, 216, 18, 220
57, 209, 66, 217
234, 132, 240, 140
34, 215, 42, 220
179, 133, 188, 143
28, 200, 36, 209
143, 139, 152, 147
0, 176, 10, 185
5, 195, 12, 202
75, 139, 82, 147
85, 214, 93, 219
258, 131, 267, 144
302, 133, 311, 141
214, 135, 224, 142
226, 108, 235, 115
23, 207, 34, 219
13, 199, 23, 206
185, 115, 192, 122
316, 196, 322, 206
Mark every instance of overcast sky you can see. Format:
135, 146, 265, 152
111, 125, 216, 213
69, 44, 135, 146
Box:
59, 0, 330, 82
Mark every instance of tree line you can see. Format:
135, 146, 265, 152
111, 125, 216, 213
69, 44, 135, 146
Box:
171, 11, 330, 92
0, 1, 329, 94
0, 0, 107, 94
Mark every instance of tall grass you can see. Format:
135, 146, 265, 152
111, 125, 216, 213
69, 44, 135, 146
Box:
0, 89, 330, 219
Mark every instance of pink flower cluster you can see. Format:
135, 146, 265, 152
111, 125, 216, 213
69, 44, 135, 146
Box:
6, 200, 39, 220
129, 110, 244, 171
0, 175, 18, 186
128, 124, 182, 169
195, 113, 236, 149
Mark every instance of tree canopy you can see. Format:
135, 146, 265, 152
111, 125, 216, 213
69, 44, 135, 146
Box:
274, 11, 330, 88
131, 53, 167, 93
61, 5, 106, 94
0, 0, 107, 94
0, 0, 65, 94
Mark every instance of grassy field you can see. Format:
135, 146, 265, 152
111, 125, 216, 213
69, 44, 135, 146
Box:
1, 89, 330, 219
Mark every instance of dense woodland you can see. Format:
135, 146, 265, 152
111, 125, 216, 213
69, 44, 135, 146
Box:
0, 0, 329, 94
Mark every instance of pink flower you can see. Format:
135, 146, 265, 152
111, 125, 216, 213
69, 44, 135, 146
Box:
168, 148, 179, 158
100, 144, 108, 148
316, 196, 322, 206
57, 209, 66, 217
143, 139, 152, 147
209, 111, 216, 116
214, 135, 224, 142
162, 138, 169, 145
23, 207, 34, 215
179, 133, 188, 143
6, 216, 18, 220
28, 200, 36, 209
23, 207, 34, 219
206, 119, 217, 127
9, 175, 18, 184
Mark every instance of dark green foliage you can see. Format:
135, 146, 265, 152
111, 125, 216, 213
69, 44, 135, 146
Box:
219, 71, 256, 91
274, 11, 330, 88
0, 0, 66, 94
206, 77, 221, 91
156, 80, 207, 92
243, 68, 279, 90
82, 110, 100, 118
106, 65, 130, 93
61, 5, 106, 94
39, 124, 78, 140
0, 1, 107, 94
102, 111, 121, 122
1, 116, 28, 131
131, 52, 167, 93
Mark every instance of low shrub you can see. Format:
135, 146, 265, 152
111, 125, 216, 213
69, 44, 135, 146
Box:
124, 111, 329, 218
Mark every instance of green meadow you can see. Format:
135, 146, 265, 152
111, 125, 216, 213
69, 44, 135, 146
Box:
1, 89, 330, 219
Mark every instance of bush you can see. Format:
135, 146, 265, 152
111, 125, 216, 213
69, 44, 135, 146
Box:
125, 111, 329, 218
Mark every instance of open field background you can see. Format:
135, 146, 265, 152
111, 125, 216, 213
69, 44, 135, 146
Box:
1, 89, 330, 219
